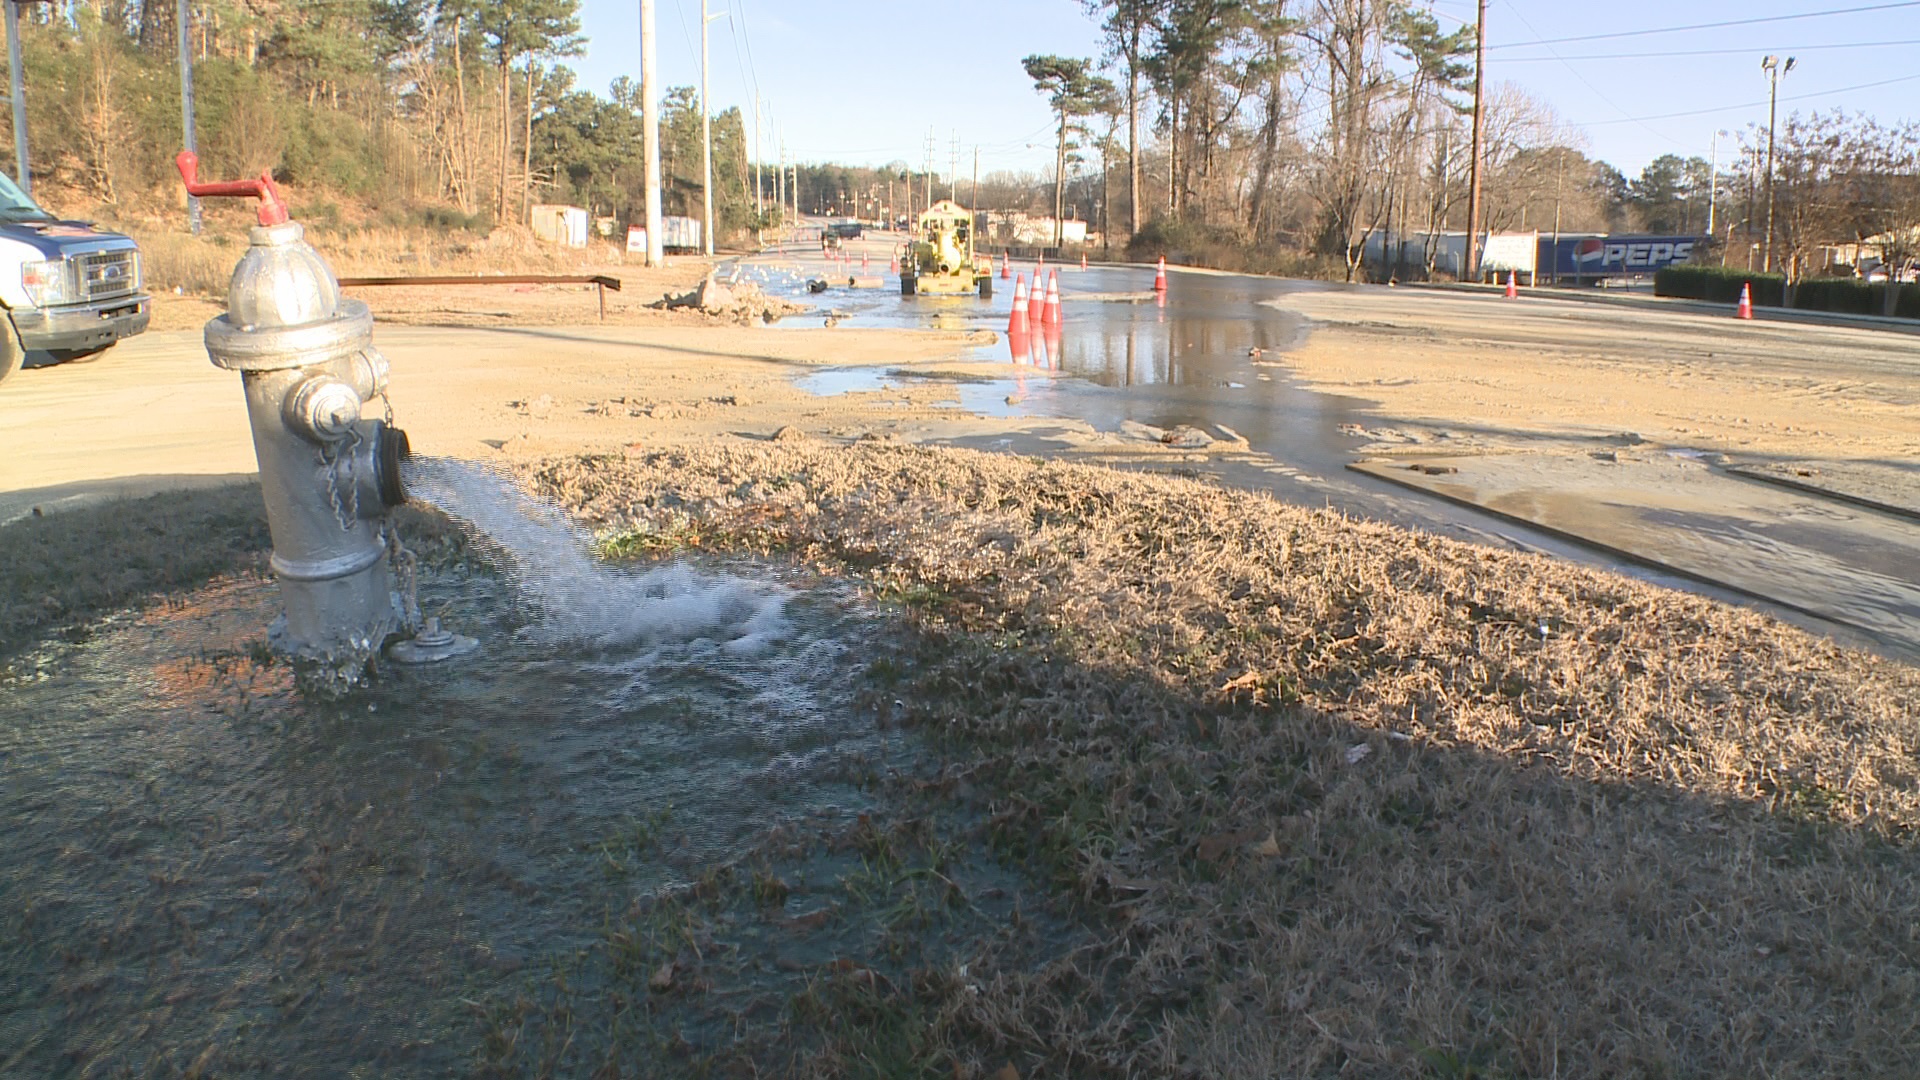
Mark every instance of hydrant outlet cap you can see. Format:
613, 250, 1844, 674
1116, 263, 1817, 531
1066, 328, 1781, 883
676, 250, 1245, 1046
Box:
378, 424, 410, 507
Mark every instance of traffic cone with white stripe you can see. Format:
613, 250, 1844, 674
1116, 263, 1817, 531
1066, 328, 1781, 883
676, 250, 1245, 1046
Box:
1153, 256, 1167, 292
1044, 271, 1061, 325
1504, 271, 1518, 299
1736, 282, 1753, 320
1008, 274, 1029, 334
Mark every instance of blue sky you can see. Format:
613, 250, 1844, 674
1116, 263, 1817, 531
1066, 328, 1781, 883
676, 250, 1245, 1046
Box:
570, 0, 1920, 181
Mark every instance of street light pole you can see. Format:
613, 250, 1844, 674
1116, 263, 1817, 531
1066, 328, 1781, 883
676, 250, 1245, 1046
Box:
699, 1, 726, 257
1761, 55, 1794, 274
641, 0, 663, 267
1464, 0, 1488, 282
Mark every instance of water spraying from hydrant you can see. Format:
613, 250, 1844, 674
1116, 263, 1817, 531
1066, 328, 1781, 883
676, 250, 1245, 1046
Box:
176, 150, 475, 691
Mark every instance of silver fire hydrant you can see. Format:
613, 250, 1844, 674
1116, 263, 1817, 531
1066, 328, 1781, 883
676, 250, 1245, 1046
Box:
177, 152, 473, 689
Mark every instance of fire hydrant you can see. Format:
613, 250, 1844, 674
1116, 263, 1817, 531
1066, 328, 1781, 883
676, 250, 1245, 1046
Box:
177, 152, 471, 689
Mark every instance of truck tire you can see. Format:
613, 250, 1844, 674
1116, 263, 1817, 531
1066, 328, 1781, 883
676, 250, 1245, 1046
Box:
0, 317, 21, 387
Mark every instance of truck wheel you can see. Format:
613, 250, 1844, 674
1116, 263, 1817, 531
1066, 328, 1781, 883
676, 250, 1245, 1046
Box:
0, 317, 21, 387
977, 277, 993, 300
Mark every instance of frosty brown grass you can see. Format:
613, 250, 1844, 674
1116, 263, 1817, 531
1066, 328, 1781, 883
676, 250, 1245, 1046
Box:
541, 440, 1920, 1078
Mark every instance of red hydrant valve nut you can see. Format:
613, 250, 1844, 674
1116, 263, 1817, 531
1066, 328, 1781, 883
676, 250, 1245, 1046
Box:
174, 150, 291, 227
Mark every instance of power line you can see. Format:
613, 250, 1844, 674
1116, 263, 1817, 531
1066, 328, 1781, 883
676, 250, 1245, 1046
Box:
1496, 0, 1671, 142
1577, 70, 1920, 126
1496, 37, 1920, 62
1487, 0, 1920, 50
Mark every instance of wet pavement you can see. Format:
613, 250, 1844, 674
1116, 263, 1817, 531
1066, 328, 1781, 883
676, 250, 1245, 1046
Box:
748, 237, 1920, 657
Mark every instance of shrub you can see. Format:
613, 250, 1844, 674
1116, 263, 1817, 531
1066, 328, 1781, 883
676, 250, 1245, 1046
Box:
1654, 265, 1784, 306
1657, 264, 1920, 317
1126, 217, 1345, 280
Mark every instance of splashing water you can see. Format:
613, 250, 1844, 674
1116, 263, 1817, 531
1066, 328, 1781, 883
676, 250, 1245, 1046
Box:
401, 455, 786, 652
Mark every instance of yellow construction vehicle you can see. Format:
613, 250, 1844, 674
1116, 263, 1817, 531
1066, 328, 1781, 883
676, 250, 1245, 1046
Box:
899, 200, 992, 298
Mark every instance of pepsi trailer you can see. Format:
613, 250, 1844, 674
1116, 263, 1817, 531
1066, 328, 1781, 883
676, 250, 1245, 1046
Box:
1540, 234, 1703, 285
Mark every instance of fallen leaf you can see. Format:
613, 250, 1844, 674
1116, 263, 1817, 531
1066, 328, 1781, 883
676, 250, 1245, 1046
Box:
648, 962, 675, 992
780, 906, 836, 931
1345, 743, 1372, 765
1250, 831, 1283, 858
990, 1066, 1021, 1080
1219, 670, 1261, 693
1197, 828, 1267, 863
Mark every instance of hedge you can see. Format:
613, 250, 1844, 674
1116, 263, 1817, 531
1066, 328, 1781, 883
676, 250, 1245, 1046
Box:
1655, 264, 1920, 318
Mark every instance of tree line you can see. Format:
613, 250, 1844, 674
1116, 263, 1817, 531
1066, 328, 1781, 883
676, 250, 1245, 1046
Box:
3, 0, 757, 238
3, 1, 1912, 286
1002, 0, 1920, 284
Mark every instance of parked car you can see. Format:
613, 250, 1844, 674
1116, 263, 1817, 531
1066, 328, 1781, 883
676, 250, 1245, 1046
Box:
829, 220, 863, 240
1863, 259, 1917, 284
0, 170, 149, 385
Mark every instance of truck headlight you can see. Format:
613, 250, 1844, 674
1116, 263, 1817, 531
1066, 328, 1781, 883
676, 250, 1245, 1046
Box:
21, 259, 75, 307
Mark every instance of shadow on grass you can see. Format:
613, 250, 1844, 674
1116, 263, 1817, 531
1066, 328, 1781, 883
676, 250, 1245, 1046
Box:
4, 453, 1920, 1078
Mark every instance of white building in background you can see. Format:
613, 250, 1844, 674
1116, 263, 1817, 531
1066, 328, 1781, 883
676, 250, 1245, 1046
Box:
531, 204, 589, 248
982, 212, 1090, 248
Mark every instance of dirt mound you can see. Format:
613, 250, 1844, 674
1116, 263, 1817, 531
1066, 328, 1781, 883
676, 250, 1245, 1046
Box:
655, 273, 808, 324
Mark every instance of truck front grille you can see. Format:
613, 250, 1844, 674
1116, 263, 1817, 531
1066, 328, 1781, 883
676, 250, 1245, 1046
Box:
78, 250, 139, 300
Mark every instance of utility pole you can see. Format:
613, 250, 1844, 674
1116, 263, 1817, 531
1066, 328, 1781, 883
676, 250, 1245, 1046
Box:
640, 0, 663, 266
971, 146, 979, 210
177, 0, 200, 233
1464, 0, 1488, 282
700, 0, 725, 256
4, 0, 27, 195
752, 97, 762, 243
1761, 55, 1794, 274
1706, 128, 1727, 241
1550, 149, 1564, 286
923, 128, 934, 210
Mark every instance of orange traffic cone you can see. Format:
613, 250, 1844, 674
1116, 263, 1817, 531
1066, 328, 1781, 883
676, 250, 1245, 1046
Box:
1044, 272, 1061, 325
1504, 271, 1518, 299
1008, 274, 1029, 334
861, 251, 869, 271
1027, 270, 1046, 323
1153, 256, 1167, 292
1736, 282, 1753, 320
1079, 252, 1088, 270
1000, 251, 1010, 280
889, 250, 899, 274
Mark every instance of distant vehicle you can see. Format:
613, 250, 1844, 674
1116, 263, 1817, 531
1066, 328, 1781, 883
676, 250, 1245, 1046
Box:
829, 221, 863, 240
899, 199, 991, 299
1862, 259, 1917, 284
0, 170, 149, 386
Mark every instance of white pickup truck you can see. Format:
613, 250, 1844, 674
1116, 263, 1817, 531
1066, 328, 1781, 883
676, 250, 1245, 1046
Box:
0, 170, 150, 385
